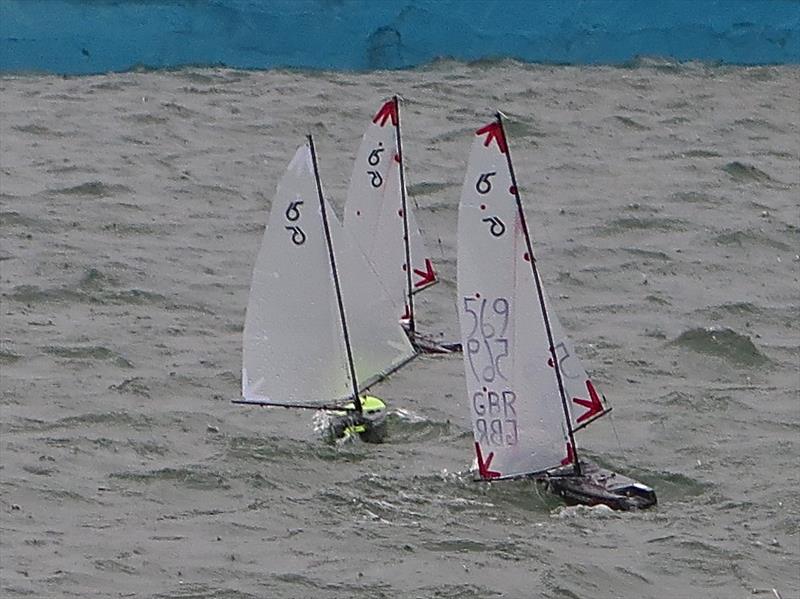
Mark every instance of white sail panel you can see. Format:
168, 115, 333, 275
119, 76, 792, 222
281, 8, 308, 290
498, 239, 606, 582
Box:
344, 99, 437, 321
242, 145, 353, 404
457, 121, 568, 478
361, 156, 407, 317
405, 183, 437, 295
366, 156, 437, 319
541, 294, 611, 431
332, 207, 418, 390
343, 99, 398, 250
242, 143, 416, 406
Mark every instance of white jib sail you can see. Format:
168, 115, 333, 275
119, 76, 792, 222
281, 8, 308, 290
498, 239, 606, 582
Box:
542, 297, 611, 431
330, 196, 418, 392
343, 99, 437, 321
457, 120, 570, 478
242, 144, 415, 405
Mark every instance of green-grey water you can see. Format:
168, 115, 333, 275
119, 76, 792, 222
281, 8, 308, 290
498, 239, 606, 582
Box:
1, 61, 798, 598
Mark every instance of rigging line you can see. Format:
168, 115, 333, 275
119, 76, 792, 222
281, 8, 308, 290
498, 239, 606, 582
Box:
307, 134, 363, 415
608, 408, 623, 453
496, 112, 582, 477
395, 95, 416, 336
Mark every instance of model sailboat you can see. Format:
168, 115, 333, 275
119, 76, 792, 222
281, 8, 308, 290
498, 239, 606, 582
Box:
344, 96, 460, 354
456, 114, 656, 510
234, 136, 417, 442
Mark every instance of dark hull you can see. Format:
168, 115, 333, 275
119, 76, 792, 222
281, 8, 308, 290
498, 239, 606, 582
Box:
328, 409, 388, 443
539, 460, 657, 511
409, 331, 462, 354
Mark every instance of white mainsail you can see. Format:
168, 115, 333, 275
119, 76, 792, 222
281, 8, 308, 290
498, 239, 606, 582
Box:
344, 98, 437, 321
242, 143, 415, 406
457, 119, 608, 479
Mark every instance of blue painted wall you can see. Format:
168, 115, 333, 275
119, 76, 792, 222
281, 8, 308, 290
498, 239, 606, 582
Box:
1, 0, 798, 74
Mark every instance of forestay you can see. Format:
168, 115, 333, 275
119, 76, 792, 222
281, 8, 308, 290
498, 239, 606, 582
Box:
344, 99, 437, 321
242, 144, 415, 406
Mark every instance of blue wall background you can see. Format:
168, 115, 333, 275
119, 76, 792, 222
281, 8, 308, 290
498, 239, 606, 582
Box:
1, 0, 798, 74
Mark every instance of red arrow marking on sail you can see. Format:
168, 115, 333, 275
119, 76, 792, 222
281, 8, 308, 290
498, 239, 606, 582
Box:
475, 442, 500, 479
373, 99, 398, 127
572, 380, 604, 424
413, 259, 437, 288
476, 121, 508, 154
561, 442, 575, 466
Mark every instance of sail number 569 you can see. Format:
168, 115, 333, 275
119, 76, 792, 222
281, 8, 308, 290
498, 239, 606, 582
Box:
463, 296, 510, 384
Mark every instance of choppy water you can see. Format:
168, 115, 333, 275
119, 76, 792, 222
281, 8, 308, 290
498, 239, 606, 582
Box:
1, 61, 798, 598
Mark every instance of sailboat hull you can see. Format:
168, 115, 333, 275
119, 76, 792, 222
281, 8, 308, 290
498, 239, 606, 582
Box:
541, 460, 657, 511
409, 331, 462, 354
328, 410, 388, 443
325, 395, 389, 443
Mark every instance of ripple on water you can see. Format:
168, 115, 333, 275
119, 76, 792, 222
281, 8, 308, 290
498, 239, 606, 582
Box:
599, 216, 688, 235
621, 247, 672, 261
110, 466, 230, 490
12, 123, 67, 137
4, 280, 168, 308
711, 229, 792, 251
0, 350, 21, 365
77, 267, 119, 289
108, 377, 151, 397
700, 301, 760, 318
50, 181, 132, 197
5, 284, 85, 304
0, 210, 58, 232
10, 411, 157, 434
612, 115, 649, 130
670, 190, 720, 204
406, 181, 453, 197
42, 345, 133, 368
670, 327, 769, 366
225, 433, 370, 465
415, 584, 503, 599
652, 389, 747, 415
152, 583, 260, 599
383, 411, 454, 443
721, 161, 774, 183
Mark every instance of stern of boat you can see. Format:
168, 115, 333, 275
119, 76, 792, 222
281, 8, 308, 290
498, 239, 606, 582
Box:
545, 460, 657, 511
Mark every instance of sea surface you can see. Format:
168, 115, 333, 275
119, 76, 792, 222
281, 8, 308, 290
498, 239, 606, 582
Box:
1, 61, 798, 598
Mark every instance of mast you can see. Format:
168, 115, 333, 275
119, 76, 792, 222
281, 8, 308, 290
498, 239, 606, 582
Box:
307, 135, 363, 415
394, 95, 416, 336
495, 113, 582, 476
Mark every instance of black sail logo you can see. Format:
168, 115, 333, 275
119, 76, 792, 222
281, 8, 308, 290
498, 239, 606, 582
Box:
482, 216, 506, 237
